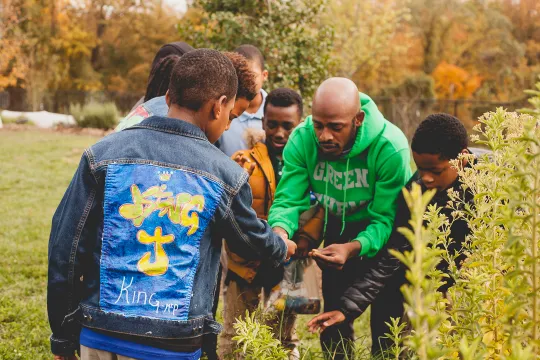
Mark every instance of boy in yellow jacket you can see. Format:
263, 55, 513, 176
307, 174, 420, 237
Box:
219, 88, 323, 359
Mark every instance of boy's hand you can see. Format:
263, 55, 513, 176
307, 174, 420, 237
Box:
307, 310, 346, 333
54, 355, 78, 360
309, 242, 361, 270
295, 236, 312, 258
285, 239, 297, 261
233, 153, 256, 175
273, 227, 296, 261
273, 226, 289, 241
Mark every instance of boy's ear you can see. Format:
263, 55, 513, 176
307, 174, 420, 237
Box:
212, 95, 229, 121
165, 90, 171, 107
262, 69, 269, 82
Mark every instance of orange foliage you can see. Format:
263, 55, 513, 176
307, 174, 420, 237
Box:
0, 4, 27, 90
432, 61, 482, 99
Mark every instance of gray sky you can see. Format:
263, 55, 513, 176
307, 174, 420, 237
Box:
163, 0, 188, 13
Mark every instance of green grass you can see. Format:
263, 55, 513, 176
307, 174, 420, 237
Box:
295, 310, 372, 358
0, 130, 100, 359
0, 130, 373, 359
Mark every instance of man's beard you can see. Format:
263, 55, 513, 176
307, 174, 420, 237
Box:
317, 123, 358, 160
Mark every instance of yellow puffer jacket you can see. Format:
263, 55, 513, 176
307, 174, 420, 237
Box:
227, 131, 324, 283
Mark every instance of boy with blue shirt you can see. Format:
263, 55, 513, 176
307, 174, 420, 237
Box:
115, 51, 258, 133
48, 49, 296, 360
217, 45, 269, 156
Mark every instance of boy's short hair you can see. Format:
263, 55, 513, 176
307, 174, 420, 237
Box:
412, 113, 469, 160
168, 49, 238, 111
223, 52, 258, 101
264, 88, 304, 118
234, 44, 265, 70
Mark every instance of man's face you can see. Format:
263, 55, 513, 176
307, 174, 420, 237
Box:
413, 152, 460, 192
207, 96, 236, 143
263, 104, 301, 154
313, 111, 364, 158
248, 61, 268, 94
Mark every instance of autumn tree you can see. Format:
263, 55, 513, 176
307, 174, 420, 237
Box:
0, 0, 182, 111
407, 0, 463, 75
79, 0, 181, 94
0, 0, 27, 90
432, 61, 482, 99
179, 0, 334, 102
326, 0, 412, 94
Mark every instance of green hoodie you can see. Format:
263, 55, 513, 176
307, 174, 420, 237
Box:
268, 93, 411, 257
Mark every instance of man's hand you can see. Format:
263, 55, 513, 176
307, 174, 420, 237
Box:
307, 310, 346, 333
295, 236, 312, 258
54, 355, 78, 360
233, 153, 256, 175
273, 227, 296, 261
309, 242, 361, 270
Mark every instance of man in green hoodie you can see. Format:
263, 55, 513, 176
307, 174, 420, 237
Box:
269, 78, 411, 359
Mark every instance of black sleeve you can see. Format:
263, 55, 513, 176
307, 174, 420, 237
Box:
339, 189, 411, 320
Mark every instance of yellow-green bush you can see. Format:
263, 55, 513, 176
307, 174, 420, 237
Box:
391, 80, 540, 359
70, 102, 118, 129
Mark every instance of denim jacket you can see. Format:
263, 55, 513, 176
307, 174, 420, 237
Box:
48, 116, 287, 355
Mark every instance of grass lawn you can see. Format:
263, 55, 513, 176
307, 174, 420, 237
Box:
0, 129, 373, 359
0, 130, 101, 359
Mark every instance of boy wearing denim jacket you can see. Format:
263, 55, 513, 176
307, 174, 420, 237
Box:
48, 49, 296, 360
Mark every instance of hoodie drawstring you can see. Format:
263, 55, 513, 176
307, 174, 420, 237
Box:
323, 161, 329, 238
341, 157, 350, 236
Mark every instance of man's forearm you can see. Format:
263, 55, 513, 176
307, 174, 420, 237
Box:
346, 241, 362, 259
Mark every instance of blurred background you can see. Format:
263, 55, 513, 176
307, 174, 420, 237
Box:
0, 0, 539, 135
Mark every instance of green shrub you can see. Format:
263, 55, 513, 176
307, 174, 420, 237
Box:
387, 81, 540, 359
233, 310, 290, 360
70, 102, 118, 129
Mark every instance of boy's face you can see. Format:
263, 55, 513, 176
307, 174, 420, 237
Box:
228, 97, 250, 129
413, 152, 466, 192
249, 61, 268, 94
263, 104, 301, 154
207, 96, 236, 143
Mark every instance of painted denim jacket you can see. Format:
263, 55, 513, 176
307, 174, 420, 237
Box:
47, 116, 287, 355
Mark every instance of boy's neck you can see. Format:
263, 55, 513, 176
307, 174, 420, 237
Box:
167, 105, 202, 129
246, 91, 263, 114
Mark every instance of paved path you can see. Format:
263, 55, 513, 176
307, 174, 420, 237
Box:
1, 110, 75, 128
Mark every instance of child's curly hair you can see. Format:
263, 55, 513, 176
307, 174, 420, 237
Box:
223, 52, 258, 102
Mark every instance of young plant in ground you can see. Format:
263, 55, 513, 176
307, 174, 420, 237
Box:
390, 184, 448, 360
383, 317, 407, 360
232, 310, 290, 360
